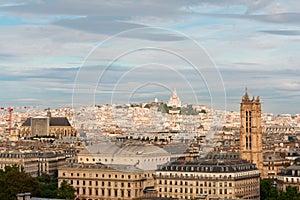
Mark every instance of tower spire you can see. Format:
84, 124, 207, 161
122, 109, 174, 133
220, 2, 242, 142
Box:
242, 87, 250, 102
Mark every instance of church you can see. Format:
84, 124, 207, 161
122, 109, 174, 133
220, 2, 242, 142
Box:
19, 110, 77, 139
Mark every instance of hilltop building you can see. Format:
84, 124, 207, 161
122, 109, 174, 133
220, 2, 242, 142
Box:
167, 89, 182, 109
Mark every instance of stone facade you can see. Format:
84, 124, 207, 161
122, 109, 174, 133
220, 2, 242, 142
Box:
20, 115, 77, 139
239, 88, 263, 175
155, 153, 260, 200
58, 163, 156, 200
0, 151, 69, 177
277, 163, 300, 192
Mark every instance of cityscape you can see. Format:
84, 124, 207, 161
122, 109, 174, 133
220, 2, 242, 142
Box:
1, 89, 300, 200
1, 1, 300, 200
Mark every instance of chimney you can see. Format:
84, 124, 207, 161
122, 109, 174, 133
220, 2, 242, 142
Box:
16, 192, 31, 200
16, 193, 24, 200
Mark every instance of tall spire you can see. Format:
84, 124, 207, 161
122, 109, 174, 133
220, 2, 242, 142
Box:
242, 87, 250, 102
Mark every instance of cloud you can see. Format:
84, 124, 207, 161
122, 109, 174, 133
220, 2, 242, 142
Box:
260, 30, 300, 36
53, 16, 186, 41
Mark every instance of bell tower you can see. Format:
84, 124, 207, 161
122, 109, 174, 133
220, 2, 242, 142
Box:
240, 88, 263, 174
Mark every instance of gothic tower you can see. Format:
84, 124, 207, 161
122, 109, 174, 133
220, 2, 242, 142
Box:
240, 88, 263, 174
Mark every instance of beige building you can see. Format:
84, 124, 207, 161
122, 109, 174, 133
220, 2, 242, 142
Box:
277, 163, 300, 192
77, 142, 171, 171
58, 163, 156, 200
262, 152, 289, 180
156, 153, 260, 200
0, 151, 68, 177
239, 88, 263, 175
168, 89, 181, 109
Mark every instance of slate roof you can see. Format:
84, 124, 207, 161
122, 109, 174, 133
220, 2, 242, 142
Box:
80, 142, 169, 156
22, 117, 71, 127
158, 153, 257, 173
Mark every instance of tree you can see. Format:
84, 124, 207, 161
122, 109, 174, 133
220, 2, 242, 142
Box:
260, 179, 278, 200
0, 165, 41, 200
261, 179, 300, 200
38, 173, 58, 198
57, 180, 76, 199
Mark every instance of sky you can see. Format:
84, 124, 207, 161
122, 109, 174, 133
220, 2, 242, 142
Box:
0, 0, 300, 114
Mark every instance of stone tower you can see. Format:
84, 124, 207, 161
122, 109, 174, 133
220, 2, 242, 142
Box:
240, 88, 263, 174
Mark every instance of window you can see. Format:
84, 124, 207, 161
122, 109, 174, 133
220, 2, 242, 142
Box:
219, 189, 222, 194
83, 181, 85, 186
108, 182, 111, 187
82, 188, 86, 195
128, 190, 131, 197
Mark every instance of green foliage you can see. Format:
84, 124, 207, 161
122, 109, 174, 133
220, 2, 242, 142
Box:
57, 180, 76, 199
0, 165, 76, 200
38, 173, 58, 198
261, 179, 300, 200
0, 165, 41, 200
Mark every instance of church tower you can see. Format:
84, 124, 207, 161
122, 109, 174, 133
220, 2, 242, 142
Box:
240, 88, 263, 174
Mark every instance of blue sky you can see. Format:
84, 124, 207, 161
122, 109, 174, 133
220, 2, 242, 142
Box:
0, 0, 300, 114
